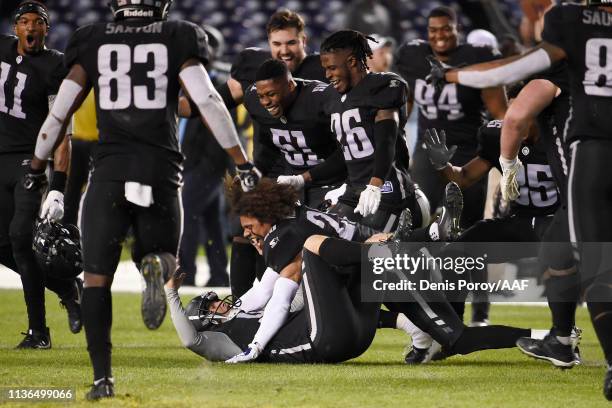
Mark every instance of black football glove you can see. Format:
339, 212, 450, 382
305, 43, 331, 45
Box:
425, 55, 450, 93
22, 166, 48, 191
236, 162, 262, 192
424, 128, 457, 170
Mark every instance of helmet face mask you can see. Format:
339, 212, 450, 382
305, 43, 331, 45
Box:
108, 0, 173, 21
32, 218, 83, 280
185, 291, 242, 331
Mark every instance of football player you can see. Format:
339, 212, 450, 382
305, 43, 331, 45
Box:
27, 0, 258, 400
496, 66, 581, 368
218, 179, 540, 364
430, 1, 612, 398
0, 1, 82, 349
242, 59, 345, 207
395, 6, 507, 228
317, 29, 429, 232
217, 9, 328, 300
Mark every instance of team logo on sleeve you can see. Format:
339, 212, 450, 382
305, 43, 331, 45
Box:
389, 79, 400, 88
381, 181, 394, 194
269, 236, 280, 248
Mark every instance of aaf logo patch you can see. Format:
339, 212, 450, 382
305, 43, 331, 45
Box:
521, 146, 530, 156
269, 237, 279, 248
380, 181, 394, 194
389, 79, 400, 88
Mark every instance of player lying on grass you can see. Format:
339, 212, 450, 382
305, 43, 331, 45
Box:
165, 181, 545, 363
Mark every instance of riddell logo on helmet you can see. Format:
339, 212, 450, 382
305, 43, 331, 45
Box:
124, 9, 154, 17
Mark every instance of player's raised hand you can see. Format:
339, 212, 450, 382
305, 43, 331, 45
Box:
236, 162, 262, 192
425, 55, 450, 93
424, 128, 456, 170
499, 156, 523, 201
40, 190, 64, 221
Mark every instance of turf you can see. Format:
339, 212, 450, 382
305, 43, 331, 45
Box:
0, 289, 608, 407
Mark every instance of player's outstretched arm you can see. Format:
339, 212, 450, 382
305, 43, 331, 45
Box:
225, 255, 301, 363
31, 64, 90, 170
424, 128, 492, 189
443, 43, 566, 88
179, 59, 261, 191
501, 78, 559, 160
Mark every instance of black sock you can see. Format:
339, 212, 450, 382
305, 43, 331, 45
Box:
586, 284, 612, 366
45, 276, 77, 300
378, 309, 398, 328
82, 287, 113, 380
0, 244, 17, 271
449, 301, 465, 322
318, 238, 362, 266
230, 241, 257, 298
15, 250, 46, 331
546, 274, 579, 336
451, 326, 530, 355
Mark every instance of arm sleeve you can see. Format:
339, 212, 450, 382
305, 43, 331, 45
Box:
164, 287, 205, 349
251, 277, 299, 348
308, 145, 347, 182
372, 119, 398, 180
238, 268, 280, 312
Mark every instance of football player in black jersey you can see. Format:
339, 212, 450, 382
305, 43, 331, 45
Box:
242, 59, 345, 207
0, 1, 83, 349
432, 2, 612, 398
317, 30, 430, 233
28, 0, 258, 400
219, 179, 538, 364
497, 67, 581, 367
395, 6, 507, 229
216, 9, 328, 301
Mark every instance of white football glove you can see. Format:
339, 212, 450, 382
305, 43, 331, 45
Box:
276, 175, 305, 189
499, 156, 523, 202
354, 184, 381, 217
225, 342, 262, 364
40, 190, 64, 221
324, 184, 346, 206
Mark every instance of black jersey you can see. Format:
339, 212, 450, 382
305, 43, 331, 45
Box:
263, 205, 363, 273
243, 79, 342, 186
396, 40, 500, 152
0, 35, 66, 154
212, 308, 315, 363
477, 120, 559, 217
322, 72, 410, 192
64, 20, 209, 188
230, 48, 326, 93
533, 63, 571, 201
542, 4, 612, 142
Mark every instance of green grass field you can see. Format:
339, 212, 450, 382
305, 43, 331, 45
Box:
0, 289, 608, 407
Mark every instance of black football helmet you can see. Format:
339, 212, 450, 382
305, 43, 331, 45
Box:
185, 291, 241, 331
32, 218, 83, 280
108, 0, 173, 21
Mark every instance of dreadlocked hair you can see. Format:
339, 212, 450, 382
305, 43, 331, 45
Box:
320, 29, 374, 70
226, 178, 299, 225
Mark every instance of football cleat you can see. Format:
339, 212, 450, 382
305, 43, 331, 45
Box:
140, 254, 170, 330
86, 377, 114, 401
405, 341, 441, 365
468, 319, 490, 327
389, 208, 413, 242
516, 334, 579, 368
438, 182, 463, 241
60, 277, 83, 334
15, 327, 51, 349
